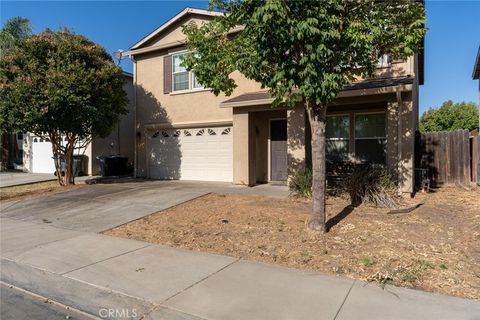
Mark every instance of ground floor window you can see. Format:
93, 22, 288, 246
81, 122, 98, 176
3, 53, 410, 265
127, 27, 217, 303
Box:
354, 113, 386, 163
326, 111, 386, 164
326, 115, 349, 161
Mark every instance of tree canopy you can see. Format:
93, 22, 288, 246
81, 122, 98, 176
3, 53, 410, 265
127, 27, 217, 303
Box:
182, 0, 426, 232
0, 29, 128, 184
182, 0, 426, 107
419, 100, 479, 133
0, 16, 32, 55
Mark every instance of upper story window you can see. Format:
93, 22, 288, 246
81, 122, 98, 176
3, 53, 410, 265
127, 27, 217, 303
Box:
377, 54, 392, 68
172, 52, 203, 92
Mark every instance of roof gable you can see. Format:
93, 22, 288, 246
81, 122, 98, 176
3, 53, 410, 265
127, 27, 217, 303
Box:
130, 8, 222, 50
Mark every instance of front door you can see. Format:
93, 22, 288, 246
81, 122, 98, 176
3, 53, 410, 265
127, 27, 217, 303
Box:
270, 119, 288, 181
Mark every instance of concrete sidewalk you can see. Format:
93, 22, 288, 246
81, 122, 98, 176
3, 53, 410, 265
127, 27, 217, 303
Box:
1, 217, 479, 320
0, 172, 56, 188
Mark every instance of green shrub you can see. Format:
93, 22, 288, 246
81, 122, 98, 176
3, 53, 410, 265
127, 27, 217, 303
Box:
289, 168, 312, 197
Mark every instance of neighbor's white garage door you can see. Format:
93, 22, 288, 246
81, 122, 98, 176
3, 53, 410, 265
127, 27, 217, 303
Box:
31, 137, 55, 173
147, 126, 233, 182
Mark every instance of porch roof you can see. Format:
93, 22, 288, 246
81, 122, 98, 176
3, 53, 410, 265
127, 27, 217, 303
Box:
220, 76, 414, 108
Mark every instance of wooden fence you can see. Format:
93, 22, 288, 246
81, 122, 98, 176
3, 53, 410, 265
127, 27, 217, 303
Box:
472, 134, 480, 184
415, 130, 479, 186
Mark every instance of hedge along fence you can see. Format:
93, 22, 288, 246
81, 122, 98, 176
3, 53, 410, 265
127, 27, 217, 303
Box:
415, 129, 480, 186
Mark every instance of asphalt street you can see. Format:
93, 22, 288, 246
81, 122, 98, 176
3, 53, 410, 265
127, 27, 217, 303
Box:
0, 282, 94, 320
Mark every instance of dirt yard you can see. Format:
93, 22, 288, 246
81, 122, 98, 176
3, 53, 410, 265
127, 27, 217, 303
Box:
0, 181, 82, 202
105, 187, 480, 299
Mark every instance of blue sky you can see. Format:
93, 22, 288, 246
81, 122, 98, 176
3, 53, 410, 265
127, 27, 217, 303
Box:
1, 1, 479, 114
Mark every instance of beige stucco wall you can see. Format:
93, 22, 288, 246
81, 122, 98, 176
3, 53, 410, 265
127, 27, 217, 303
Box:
287, 106, 307, 180
232, 110, 255, 185
231, 107, 287, 185
399, 93, 415, 193
386, 92, 415, 193
377, 58, 412, 78
89, 77, 135, 175
133, 15, 263, 177
146, 15, 213, 48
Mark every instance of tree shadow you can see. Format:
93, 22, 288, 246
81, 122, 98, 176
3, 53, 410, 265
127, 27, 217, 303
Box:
136, 85, 182, 179
375, 60, 408, 79
414, 130, 442, 189
326, 204, 355, 232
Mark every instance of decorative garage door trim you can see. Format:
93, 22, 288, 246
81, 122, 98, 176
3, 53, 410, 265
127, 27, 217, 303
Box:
145, 119, 232, 130
147, 126, 233, 182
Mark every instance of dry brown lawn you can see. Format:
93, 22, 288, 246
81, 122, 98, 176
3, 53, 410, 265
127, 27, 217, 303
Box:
0, 181, 82, 202
105, 187, 480, 299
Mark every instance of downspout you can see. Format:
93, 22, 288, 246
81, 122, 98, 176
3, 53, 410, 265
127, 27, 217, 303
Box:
131, 55, 138, 178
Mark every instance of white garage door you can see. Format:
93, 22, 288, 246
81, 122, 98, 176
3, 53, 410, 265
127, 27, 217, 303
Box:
31, 137, 55, 174
147, 126, 233, 182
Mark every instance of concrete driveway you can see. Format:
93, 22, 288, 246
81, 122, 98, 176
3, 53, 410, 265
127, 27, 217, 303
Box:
0, 180, 289, 232
0, 172, 55, 188
0, 180, 214, 232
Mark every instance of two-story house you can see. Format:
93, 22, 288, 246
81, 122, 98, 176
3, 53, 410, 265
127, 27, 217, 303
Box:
127, 8, 424, 193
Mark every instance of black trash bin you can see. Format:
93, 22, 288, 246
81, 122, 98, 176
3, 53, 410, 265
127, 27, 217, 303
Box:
53, 155, 85, 177
96, 156, 108, 176
52, 156, 66, 176
72, 155, 85, 176
96, 155, 128, 176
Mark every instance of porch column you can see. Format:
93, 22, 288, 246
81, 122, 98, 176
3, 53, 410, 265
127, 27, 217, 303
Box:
233, 109, 256, 185
287, 106, 306, 180
399, 93, 415, 194
386, 100, 399, 169
388, 92, 414, 194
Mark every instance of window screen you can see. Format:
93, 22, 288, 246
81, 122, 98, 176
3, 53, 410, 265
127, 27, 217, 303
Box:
354, 113, 386, 163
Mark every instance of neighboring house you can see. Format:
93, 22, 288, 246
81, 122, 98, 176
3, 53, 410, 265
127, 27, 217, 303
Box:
0, 132, 23, 171
127, 8, 424, 193
473, 46, 480, 103
473, 46, 480, 185
22, 72, 135, 175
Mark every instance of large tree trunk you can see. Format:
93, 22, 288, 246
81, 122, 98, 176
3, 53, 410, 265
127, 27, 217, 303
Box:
63, 138, 75, 185
306, 101, 327, 233
50, 133, 76, 186
50, 133, 64, 186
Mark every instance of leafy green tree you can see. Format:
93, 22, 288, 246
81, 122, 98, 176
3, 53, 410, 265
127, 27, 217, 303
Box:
0, 17, 32, 169
0, 16, 32, 55
182, 0, 426, 232
419, 100, 479, 133
0, 29, 128, 185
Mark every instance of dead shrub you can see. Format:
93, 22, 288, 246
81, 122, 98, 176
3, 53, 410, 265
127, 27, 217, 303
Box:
343, 164, 399, 208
